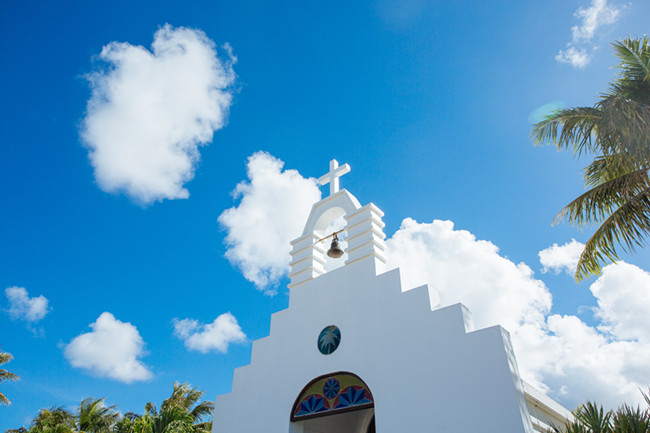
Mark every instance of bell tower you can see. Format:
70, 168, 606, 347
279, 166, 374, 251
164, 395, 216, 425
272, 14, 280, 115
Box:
288, 160, 388, 289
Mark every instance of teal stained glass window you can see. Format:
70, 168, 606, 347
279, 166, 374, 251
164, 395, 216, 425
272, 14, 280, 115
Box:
317, 325, 341, 355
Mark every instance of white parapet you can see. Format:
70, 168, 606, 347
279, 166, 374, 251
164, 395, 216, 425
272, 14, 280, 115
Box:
345, 203, 387, 270
288, 233, 326, 288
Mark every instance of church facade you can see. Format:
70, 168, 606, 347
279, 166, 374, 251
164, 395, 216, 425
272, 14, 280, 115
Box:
211, 160, 571, 433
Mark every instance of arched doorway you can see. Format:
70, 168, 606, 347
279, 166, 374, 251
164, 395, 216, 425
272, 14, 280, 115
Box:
290, 372, 375, 433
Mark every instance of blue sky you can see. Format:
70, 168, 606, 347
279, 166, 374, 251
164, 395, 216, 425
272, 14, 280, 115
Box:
2, 0, 650, 429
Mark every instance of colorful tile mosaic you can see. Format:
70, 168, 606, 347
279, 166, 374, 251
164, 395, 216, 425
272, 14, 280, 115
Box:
291, 372, 374, 421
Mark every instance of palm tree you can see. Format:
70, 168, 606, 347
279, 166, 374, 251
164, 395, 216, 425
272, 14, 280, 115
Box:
550, 401, 611, 433
144, 382, 214, 433
532, 37, 650, 280
29, 407, 76, 433
611, 404, 650, 432
77, 398, 120, 433
0, 348, 20, 405
551, 391, 650, 433
113, 412, 140, 433
12, 382, 212, 433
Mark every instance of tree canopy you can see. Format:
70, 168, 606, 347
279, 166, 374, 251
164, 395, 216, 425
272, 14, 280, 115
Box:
551, 390, 650, 433
532, 37, 650, 280
5, 383, 213, 433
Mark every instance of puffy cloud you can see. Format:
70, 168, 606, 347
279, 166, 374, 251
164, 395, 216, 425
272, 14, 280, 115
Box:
571, 0, 620, 42
555, 0, 622, 69
591, 262, 650, 342
539, 239, 585, 274
218, 152, 321, 294
64, 312, 152, 383
172, 312, 247, 353
4, 286, 49, 322
387, 221, 650, 408
81, 24, 236, 204
555, 47, 592, 69
516, 307, 650, 409
386, 218, 552, 333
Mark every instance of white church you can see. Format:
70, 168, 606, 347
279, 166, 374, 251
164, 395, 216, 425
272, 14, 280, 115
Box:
211, 160, 572, 433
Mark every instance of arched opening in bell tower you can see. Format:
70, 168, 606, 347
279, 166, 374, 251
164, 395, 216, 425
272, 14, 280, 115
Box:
313, 207, 349, 272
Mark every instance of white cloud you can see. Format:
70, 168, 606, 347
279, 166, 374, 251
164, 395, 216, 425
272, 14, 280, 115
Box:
219, 151, 650, 408
539, 239, 585, 274
516, 312, 650, 408
516, 309, 650, 409
555, 0, 622, 68
64, 312, 153, 383
571, 0, 620, 42
81, 24, 236, 204
172, 312, 247, 353
555, 47, 592, 69
386, 218, 552, 333
591, 262, 650, 342
218, 152, 321, 294
4, 286, 49, 322
386, 221, 650, 408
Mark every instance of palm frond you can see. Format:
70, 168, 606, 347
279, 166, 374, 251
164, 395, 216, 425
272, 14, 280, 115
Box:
0, 351, 14, 365
0, 368, 20, 382
612, 37, 650, 84
147, 382, 213, 432
0, 350, 19, 406
576, 401, 612, 433
576, 186, 650, 280
555, 168, 649, 226
644, 388, 650, 408
583, 154, 638, 186
30, 407, 76, 433
145, 402, 158, 416
180, 385, 204, 411
151, 407, 192, 433
160, 382, 188, 413
596, 93, 650, 159
532, 107, 603, 156
193, 421, 212, 433
189, 401, 213, 423
78, 397, 120, 433
611, 404, 650, 433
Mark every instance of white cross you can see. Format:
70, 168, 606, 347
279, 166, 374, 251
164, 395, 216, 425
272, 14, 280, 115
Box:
318, 159, 351, 196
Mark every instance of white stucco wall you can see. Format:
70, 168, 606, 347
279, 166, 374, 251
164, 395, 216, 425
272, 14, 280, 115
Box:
212, 257, 534, 433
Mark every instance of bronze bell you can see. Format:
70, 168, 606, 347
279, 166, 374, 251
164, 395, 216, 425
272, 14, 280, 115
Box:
327, 233, 344, 258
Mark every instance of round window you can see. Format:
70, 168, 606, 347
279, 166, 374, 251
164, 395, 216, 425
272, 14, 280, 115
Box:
317, 325, 341, 355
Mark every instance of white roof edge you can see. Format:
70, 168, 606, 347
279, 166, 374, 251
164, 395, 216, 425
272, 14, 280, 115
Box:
523, 381, 574, 420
